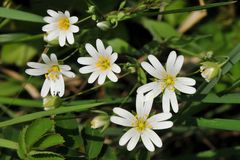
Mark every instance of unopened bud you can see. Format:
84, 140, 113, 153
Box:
43, 96, 62, 111
43, 34, 58, 45
200, 62, 220, 82
96, 21, 111, 31
91, 115, 109, 129
87, 6, 96, 14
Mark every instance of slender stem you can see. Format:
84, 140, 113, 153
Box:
0, 105, 17, 118
76, 16, 92, 24
63, 72, 130, 101
61, 49, 79, 61
119, 83, 139, 107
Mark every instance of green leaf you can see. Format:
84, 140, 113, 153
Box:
137, 68, 147, 84
100, 147, 117, 160
107, 38, 137, 55
34, 134, 65, 150
25, 118, 54, 148
186, 118, 240, 131
0, 81, 22, 96
29, 151, 64, 160
55, 114, 83, 149
201, 93, 240, 104
170, 146, 240, 160
146, 1, 237, 16
1, 43, 37, 66
0, 138, 18, 150
17, 126, 28, 159
84, 125, 104, 159
0, 102, 105, 128
0, 33, 43, 44
0, 7, 44, 23
140, 18, 180, 41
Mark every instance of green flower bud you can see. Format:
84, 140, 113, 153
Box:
200, 61, 221, 82
43, 34, 59, 45
43, 96, 62, 111
96, 21, 111, 31
91, 115, 109, 129
87, 5, 96, 14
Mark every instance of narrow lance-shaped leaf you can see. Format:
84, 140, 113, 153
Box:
0, 7, 44, 23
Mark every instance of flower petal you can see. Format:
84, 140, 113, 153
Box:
59, 32, 66, 47
113, 107, 136, 122
50, 53, 58, 64
47, 9, 58, 17
60, 65, 71, 70
42, 23, 56, 32
136, 93, 144, 118
151, 121, 173, 130
162, 90, 170, 113
69, 25, 79, 33
111, 64, 121, 73
147, 113, 172, 124
79, 65, 96, 74
110, 116, 132, 127
106, 46, 113, 55
61, 70, 75, 78
166, 51, 177, 74
141, 62, 161, 79
66, 32, 74, 44
98, 72, 107, 85
85, 43, 99, 58
148, 55, 165, 73
110, 52, 118, 63
119, 128, 137, 146
64, 10, 70, 17
107, 71, 118, 82
137, 82, 158, 94
25, 69, 47, 76
96, 39, 106, 55
70, 16, 78, 23
141, 131, 155, 152
47, 30, 59, 41
144, 87, 162, 101
27, 62, 48, 69
174, 81, 196, 94
41, 79, 51, 97
57, 75, 65, 97
176, 77, 196, 86
173, 55, 184, 75
77, 57, 95, 65
42, 54, 51, 64
145, 129, 162, 148
127, 131, 140, 151
143, 99, 153, 118
43, 16, 54, 23
169, 90, 179, 113
88, 71, 100, 83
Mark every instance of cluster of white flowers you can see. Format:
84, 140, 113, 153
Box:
25, 9, 197, 152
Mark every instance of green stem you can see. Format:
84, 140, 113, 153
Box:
119, 83, 139, 107
61, 48, 78, 61
76, 16, 92, 24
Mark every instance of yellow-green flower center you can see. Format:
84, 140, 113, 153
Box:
133, 116, 151, 132
58, 17, 70, 30
96, 56, 111, 71
45, 65, 60, 81
161, 74, 176, 90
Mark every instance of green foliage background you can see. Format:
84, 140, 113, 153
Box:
0, 0, 240, 159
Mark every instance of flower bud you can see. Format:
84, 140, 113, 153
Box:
200, 62, 220, 82
91, 115, 109, 129
43, 34, 59, 45
87, 6, 96, 14
96, 21, 111, 31
43, 96, 62, 111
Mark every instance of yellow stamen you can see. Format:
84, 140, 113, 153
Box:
162, 74, 176, 90
45, 65, 60, 81
96, 56, 111, 71
58, 17, 70, 30
133, 116, 151, 132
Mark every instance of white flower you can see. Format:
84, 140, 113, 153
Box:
77, 39, 121, 85
110, 94, 173, 152
91, 115, 108, 129
25, 53, 75, 97
137, 51, 196, 113
42, 9, 79, 47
